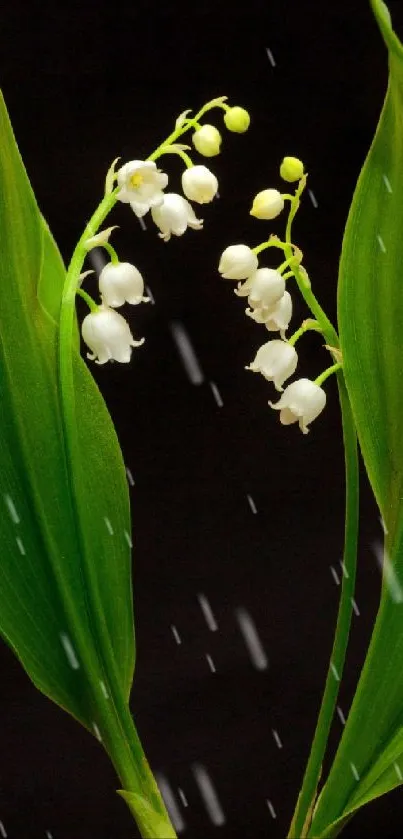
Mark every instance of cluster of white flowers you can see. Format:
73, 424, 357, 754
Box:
218, 157, 328, 434
78, 100, 251, 365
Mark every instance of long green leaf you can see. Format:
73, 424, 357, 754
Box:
309, 1, 403, 834
0, 89, 134, 730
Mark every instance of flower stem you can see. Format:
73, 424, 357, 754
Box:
315, 362, 343, 387
287, 377, 359, 838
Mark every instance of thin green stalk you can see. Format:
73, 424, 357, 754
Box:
288, 378, 359, 838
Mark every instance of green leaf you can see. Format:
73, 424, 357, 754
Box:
0, 88, 134, 732
117, 790, 177, 838
309, 2, 403, 834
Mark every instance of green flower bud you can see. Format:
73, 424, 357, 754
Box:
192, 124, 222, 157
223, 106, 250, 133
279, 156, 304, 182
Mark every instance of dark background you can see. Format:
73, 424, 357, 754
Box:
1, 0, 403, 837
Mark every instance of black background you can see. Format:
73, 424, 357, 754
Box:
1, 0, 403, 837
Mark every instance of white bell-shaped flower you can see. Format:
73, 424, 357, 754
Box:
235, 268, 285, 309
247, 340, 298, 391
246, 291, 293, 339
99, 262, 146, 308
151, 193, 203, 241
269, 378, 326, 433
218, 245, 258, 280
181, 165, 218, 204
250, 189, 284, 220
117, 160, 168, 217
81, 304, 144, 365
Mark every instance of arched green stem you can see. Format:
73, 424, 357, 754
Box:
76, 288, 98, 311
288, 319, 322, 347
315, 362, 343, 387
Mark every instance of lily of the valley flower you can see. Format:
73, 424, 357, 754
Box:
218, 245, 259, 280
269, 378, 326, 434
192, 124, 222, 157
235, 267, 285, 309
117, 160, 168, 217
250, 188, 284, 220
246, 290, 293, 339
81, 304, 144, 365
246, 339, 298, 391
280, 156, 304, 182
181, 165, 218, 204
151, 193, 203, 241
99, 262, 147, 308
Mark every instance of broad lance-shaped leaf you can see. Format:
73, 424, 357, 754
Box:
309, 2, 403, 835
0, 89, 135, 731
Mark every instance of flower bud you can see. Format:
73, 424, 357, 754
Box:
250, 189, 284, 220
223, 106, 250, 133
192, 124, 222, 157
269, 378, 326, 434
81, 304, 144, 365
181, 165, 218, 204
218, 245, 258, 280
280, 156, 304, 182
151, 193, 203, 241
99, 262, 145, 308
247, 340, 298, 391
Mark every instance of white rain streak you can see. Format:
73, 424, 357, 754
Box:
100, 679, 109, 699
383, 174, 393, 193
4, 494, 20, 524
169, 321, 205, 385
60, 632, 80, 670
16, 536, 26, 556
178, 788, 188, 807
88, 248, 107, 274
394, 762, 403, 781
247, 494, 258, 514
155, 774, 186, 833
339, 560, 349, 579
104, 516, 114, 535
124, 529, 133, 548
336, 705, 346, 725
171, 624, 182, 645
206, 653, 216, 673
330, 661, 340, 681
379, 515, 388, 535
45, 833, 54, 839
138, 216, 147, 231
0, 822, 7, 838
145, 284, 155, 304
235, 607, 269, 670
209, 381, 224, 407
351, 598, 360, 616
266, 800, 277, 819
330, 566, 340, 585
192, 763, 226, 826
272, 729, 282, 749
377, 234, 386, 253
265, 47, 276, 67
197, 593, 218, 631
372, 541, 403, 603
92, 721, 102, 742
350, 762, 360, 781
125, 466, 135, 486
308, 189, 318, 208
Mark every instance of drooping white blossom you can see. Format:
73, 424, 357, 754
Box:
250, 189, 284, 220
247, 340, 298, 391
218, 245, 258, 280
269, 378, 326, 433
117, 160, 168, 217
246, 290, 293, 339
181, 165, 218, 204
81, 304, 144, 365
99, 262, 147, 308
151, 193, 203, 241
235, 267, 285, 309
